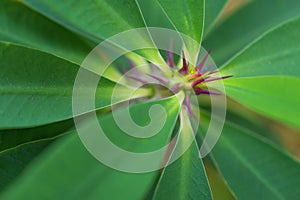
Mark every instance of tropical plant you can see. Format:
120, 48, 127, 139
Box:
1, 0, 300, 199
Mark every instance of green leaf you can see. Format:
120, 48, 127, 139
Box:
0, 134, 157, 200
203, 0, 227, 36
153, 111, 212, 200
0, 119, 74, 152
204, 162, 236, 200
200, 116, 300, 200
203, 0, 300, 66
22, 0, 145, 42
200, 100, 280, 144
0, 42, 149, 128
220, 17, 300, 77
0, 96, 182, 200
0, 0, 129, 83
225, 101, 280, 143
96, 95, 183, 154
157, 0, 204, 44
135, 0, 174, 30
135, 0, 204, 62
223, 76, 300, 130
219, 18, 300, 129
0, 139, 53, 192
21, 0, 165, 66
0, 0, 91, 65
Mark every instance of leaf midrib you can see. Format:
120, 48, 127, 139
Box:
222, 47, 300, 75
182, 0, 194, 40
219, 15, 300, 69
224, 79, 299, 106
220, 137, 285, 200
92, 0, 141, 33
23, 0, 146, 44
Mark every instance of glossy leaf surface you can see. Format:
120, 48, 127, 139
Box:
203, 0, 300, 66
0, 96, 181, 199
0, 0, 91, 64
153, 111, 212, 200
220, 18, 300, 129
0, 43, 148, 128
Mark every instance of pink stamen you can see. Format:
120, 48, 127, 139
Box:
166, 42, 175, 68
179, 50, 188, 74
209, 71, 218, 75
184, 95, 193, 117
186, 73, 202, 81
197, 50, 211, 72
146, 73, 168, 84
194, 88, 219, 95
125, 74, 146, 83
204, 75, 233, 83
126, 58, 137, 69
191, 78, 205, 87
170, 84, 181, 93
201, 64, 215, 73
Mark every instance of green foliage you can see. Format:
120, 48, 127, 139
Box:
0, 0, 90, 64
0, 134, 156, 200
200, 113, 300, 199
1, 0, 300, 199
153, 114, 212, 200
0, 42, 147, 128
203, 0, 300, 66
